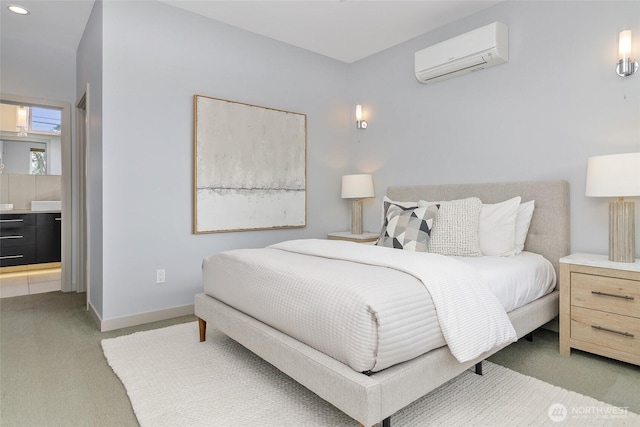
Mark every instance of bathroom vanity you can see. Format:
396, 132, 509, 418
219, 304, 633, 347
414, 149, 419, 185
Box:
0, 211, 61, 267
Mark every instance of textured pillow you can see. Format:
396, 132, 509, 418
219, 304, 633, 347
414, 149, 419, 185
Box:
377, 204, 439, 251
513, 200, 535, 255
478, 196, 521, 256
427, 197, 482, 257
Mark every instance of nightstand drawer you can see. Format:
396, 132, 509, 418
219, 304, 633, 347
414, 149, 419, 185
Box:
571, 306, 639, 356
571, 272, 639, 318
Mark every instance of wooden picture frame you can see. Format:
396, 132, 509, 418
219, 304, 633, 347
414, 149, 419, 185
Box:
193, 95, 307, 233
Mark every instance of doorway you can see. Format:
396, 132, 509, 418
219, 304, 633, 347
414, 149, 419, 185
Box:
0, 93, 74, 294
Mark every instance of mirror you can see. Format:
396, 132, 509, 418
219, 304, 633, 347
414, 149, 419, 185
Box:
0, 103, 62, 175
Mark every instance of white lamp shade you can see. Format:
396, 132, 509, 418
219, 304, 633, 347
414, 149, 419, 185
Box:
586, 153, 640, 197
619, 29, 632, 60
341, 174, 374, 199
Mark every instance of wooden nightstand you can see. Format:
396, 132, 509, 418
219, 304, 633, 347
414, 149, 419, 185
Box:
327, 231, 379, 243
559, 253, 640, 366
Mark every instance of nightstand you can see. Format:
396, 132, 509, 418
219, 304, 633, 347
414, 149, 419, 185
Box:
559, 253, 640, 366
327, 231, 379, 243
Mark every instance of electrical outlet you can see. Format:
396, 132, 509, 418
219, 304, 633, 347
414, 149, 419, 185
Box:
156, 269, 166, 284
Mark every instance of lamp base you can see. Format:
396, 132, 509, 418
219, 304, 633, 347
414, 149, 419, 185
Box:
351, 199, 363, 235
609, 200, 635, 263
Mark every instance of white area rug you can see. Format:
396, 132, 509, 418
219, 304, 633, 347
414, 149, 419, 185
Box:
102, 322, 638, 426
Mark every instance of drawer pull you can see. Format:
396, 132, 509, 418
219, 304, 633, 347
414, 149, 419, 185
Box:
591, 291, 634, 301
55, 218, 61, 221
591, 325, 634, 338
0, 255, 24, 260
0, 235, 23, 239
0, 219, 23, 223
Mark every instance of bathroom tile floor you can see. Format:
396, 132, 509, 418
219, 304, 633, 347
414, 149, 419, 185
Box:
0, 267, 61, 298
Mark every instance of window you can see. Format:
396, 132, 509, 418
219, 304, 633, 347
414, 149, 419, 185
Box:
30, 148, 46, 175
30, 107, 61, 134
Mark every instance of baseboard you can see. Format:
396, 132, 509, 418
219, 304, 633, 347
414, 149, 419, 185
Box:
88, 300, 102, 330
99, 304, 195, 332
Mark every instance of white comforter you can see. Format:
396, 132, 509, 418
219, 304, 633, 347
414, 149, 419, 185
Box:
271, 239, 517, 363
203, 239, 518, 372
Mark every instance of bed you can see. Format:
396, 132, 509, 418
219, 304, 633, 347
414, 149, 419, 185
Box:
195, 180, 570, 426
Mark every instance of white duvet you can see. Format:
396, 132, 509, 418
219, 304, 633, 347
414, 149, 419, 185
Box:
202, 239, 550, 372
271, 239, 517, 363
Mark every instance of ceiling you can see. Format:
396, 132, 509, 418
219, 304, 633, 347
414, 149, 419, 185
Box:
1, 0, 502, 63
0, 0, 96, 50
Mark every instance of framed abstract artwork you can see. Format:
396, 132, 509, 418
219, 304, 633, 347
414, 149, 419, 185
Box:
193, 95, 307, 233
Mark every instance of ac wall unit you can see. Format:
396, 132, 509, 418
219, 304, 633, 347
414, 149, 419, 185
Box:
415, 22, 508, 84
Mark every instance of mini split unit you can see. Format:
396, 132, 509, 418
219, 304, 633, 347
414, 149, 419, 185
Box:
415, 22, 509, 84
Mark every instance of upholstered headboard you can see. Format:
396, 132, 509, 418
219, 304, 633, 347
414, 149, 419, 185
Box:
387, 180, 570, 282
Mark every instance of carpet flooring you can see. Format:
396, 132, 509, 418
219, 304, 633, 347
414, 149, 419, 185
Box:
102, 321, 639, 427
2, 291, 639, 426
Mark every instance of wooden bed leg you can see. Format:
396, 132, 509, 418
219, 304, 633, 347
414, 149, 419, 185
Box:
475, 361, 483, 376
525, 332, 533, 342
198, 317, 206, 342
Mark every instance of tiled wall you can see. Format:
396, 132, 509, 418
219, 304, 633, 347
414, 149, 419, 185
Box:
0, 174, 62, 209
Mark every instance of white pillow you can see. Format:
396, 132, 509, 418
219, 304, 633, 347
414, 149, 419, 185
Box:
513, 200, 535, 255
478, 196, 521, 256
427, 197, 482, 257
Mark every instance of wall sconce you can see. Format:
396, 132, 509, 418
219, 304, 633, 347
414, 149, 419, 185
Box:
16, 106, 28, 137
355, 104, 368, 129
616, 29, 638, 77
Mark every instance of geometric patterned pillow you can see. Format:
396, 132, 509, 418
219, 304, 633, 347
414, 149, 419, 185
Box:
380, 197, 420, 228
377, 204, 439, 252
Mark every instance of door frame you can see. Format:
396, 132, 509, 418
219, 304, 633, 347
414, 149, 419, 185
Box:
76, 86, 90, 305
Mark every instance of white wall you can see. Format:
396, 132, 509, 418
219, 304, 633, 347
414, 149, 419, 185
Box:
99, 1, 350, 320
77, 0, 104, 316
348, 0, 640, 257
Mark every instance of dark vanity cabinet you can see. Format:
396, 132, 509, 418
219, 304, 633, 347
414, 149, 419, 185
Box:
0, 213, 61, 267
36, 213, 62, 263
0, 214, 36, 266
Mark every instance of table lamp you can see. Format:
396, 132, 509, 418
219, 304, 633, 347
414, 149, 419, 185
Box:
586, 153, 640, 262
342, 174, 374, 234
